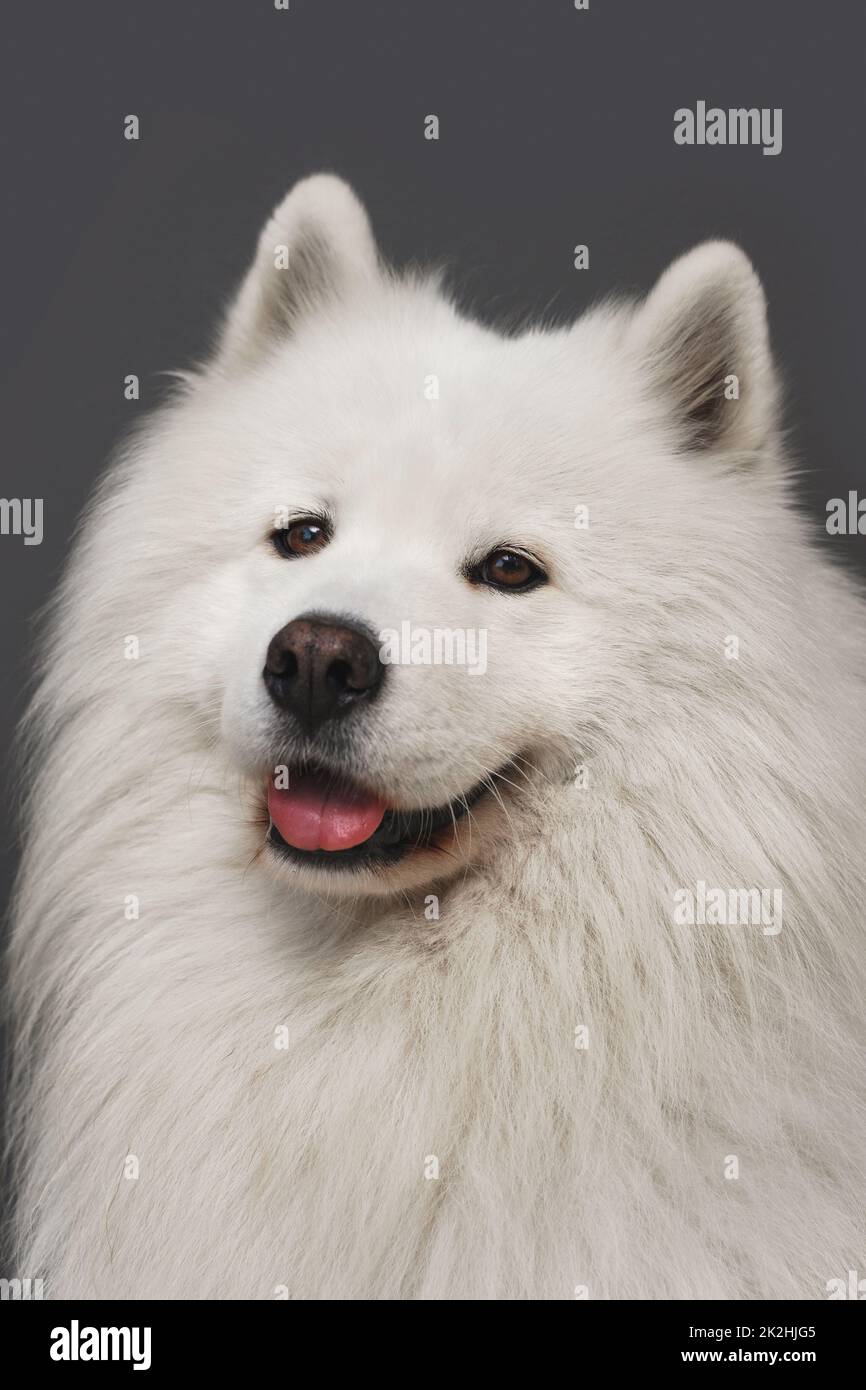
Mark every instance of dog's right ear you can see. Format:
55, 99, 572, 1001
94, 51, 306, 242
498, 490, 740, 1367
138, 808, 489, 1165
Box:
215, 174, 379, 370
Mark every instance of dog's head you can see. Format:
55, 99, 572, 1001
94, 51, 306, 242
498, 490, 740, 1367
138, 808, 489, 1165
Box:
175, 175, 778, 896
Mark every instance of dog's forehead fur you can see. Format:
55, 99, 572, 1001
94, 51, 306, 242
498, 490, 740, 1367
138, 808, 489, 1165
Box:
180, 287, 634, 538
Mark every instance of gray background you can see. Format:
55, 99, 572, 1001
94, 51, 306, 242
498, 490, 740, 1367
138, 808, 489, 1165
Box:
1, 2, 864, 989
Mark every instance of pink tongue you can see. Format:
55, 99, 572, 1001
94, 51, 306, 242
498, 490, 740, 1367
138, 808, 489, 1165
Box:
268, 771, 387, 852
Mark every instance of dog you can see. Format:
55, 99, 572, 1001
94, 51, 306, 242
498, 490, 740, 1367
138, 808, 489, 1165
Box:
9, 174, 866, 1299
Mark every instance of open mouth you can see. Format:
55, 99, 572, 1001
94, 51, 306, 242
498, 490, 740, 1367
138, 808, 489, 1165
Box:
266, 762, 490, 871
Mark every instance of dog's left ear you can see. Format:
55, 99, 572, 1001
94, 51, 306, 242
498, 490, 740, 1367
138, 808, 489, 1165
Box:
216, 173, 379, 370
627, 241, 778, 455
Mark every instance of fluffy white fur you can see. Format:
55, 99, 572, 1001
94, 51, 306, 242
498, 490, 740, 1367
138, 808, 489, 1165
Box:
9, 174, 866, 1299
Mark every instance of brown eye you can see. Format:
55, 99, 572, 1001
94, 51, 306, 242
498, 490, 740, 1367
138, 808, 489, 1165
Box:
273, 518, 331, 559
475, 548, 546, 592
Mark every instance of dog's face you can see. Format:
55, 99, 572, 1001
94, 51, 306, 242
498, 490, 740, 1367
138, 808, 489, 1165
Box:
173, 176, 775, 897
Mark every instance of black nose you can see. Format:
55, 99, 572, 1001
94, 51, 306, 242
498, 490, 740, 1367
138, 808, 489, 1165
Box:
263, 614, 385, 735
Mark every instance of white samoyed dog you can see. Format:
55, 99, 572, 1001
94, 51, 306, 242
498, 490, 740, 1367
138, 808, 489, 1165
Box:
9, 175, 866, 1300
